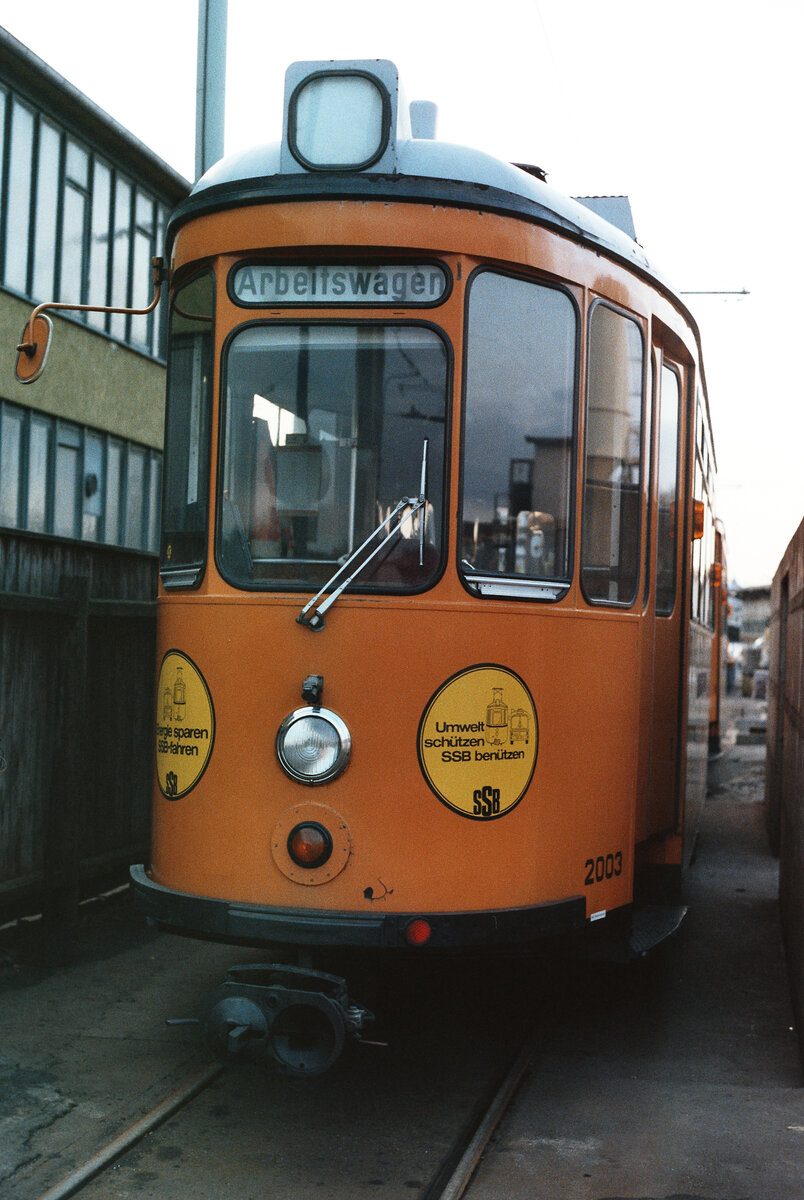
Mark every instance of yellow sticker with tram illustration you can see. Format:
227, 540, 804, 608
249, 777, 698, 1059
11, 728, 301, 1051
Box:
417, 664, 538, 819
155, 651, 215, 800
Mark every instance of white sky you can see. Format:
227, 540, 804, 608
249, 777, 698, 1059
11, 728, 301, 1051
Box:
2, 0, 802, 586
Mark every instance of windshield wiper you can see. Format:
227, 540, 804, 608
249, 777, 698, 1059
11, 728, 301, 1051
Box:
297, 439, 429, 631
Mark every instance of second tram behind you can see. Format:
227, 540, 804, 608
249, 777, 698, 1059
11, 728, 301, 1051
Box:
129, 60, 724, 1073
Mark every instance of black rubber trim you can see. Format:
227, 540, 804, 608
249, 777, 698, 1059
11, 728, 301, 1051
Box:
286, 70, 392, 172
166, 173, 662, 288
130, 865, 586, 949
168, 172, 582, 243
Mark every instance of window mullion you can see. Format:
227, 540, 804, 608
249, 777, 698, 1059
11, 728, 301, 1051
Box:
53, 130, 66, 302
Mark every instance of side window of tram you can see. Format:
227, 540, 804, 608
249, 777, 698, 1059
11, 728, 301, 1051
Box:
461, 271, 577, 581
656, 365, 680, 615
691, 409, 716, 629
160, 273, 215, 584
581, 305, 644, 604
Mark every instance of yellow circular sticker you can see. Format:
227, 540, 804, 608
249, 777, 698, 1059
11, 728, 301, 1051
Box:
155, 651, 215, 800
418, 664, 538, 819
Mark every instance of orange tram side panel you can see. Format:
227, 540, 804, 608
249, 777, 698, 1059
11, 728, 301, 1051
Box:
134, 60, 721, 977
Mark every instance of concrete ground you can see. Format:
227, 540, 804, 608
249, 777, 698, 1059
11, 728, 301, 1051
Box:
0, 901, 237, 1198
468, 697, 804, 1200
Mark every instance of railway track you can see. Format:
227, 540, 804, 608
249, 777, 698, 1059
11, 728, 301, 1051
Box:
32, 1064, 224, 1200
421, 1028, 540, 1200
29, 1017, 541, 1200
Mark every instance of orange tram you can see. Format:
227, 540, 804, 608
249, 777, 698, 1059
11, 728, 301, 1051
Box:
125, 61, 726, 1073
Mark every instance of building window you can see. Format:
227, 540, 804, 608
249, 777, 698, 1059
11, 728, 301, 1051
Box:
0, 399, 161, 552
0, 404, 23, 527
105, 438, 123, 545
131, 191, 156, 348
0, 88, 5, 202
125, 443, 147, 548
110, 176, 132, 340
54, 421, 81, 538
27, 415, 50, 532
32, 119, 60, 299
83, 430, 104, 540
87, 159, 111, 327
4, 97, 34, 294
0, 82, 170, 360
60, 140, 90, 307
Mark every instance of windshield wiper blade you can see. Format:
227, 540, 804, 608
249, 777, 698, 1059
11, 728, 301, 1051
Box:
297, 440, 429, 632
417, 433, 428, 568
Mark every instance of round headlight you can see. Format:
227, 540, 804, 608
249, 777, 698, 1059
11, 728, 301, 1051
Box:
276, 707, 351, 785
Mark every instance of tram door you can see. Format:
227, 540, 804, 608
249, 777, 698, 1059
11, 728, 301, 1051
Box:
646, 353, 684, 835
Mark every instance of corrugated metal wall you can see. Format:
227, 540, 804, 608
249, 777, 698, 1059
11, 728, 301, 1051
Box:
766, 515, 804, 1066
0, 529, 156, 921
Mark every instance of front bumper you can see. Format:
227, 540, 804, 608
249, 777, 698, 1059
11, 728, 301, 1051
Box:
129, 865, 586, 949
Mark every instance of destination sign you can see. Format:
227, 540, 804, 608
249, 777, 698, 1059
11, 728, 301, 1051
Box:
231, 262, 449, 306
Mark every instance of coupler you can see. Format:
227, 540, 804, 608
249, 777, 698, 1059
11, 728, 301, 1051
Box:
200, 963, 374, 1076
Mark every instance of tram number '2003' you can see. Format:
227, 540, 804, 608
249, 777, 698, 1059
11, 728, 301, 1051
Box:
584, 852, 623, 886
473, 785, 501, 817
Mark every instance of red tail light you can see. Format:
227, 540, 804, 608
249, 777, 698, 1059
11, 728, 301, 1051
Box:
405, 918, 432, 946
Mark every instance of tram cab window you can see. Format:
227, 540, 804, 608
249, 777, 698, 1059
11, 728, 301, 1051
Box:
160, 272, 214, 587
218, 324, 447, 591
460, 271, 577, 592
581, 304, 644, 605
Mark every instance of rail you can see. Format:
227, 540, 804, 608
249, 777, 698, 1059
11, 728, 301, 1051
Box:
24, 1020, 539, 1200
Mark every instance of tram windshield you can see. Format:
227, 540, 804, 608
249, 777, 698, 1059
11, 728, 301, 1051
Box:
218, 324, 447, 591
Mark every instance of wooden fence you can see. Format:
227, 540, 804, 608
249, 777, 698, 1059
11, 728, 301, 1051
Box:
765, 514, 804, 1067
0, 529, 156, 923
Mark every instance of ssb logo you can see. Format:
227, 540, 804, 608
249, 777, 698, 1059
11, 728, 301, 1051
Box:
473, 784, 501, 817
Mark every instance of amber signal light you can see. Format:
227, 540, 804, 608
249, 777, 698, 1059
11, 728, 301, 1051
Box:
287, 822, 333, 869
692, 499, 705, 540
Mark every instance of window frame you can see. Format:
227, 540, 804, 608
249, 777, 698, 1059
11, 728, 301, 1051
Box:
159, 267, 217, 589
655, 360, 682, 618
580, 298, 647, 610
215, 315, 453, 595
227, 257, 452, 310
690, 391, 717, 631
458, 265, 581, 605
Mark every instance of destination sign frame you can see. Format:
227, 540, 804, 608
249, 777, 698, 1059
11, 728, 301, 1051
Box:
229, 261, 451, 307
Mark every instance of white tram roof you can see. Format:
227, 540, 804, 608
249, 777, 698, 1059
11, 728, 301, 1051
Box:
178, 60, 666, 290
